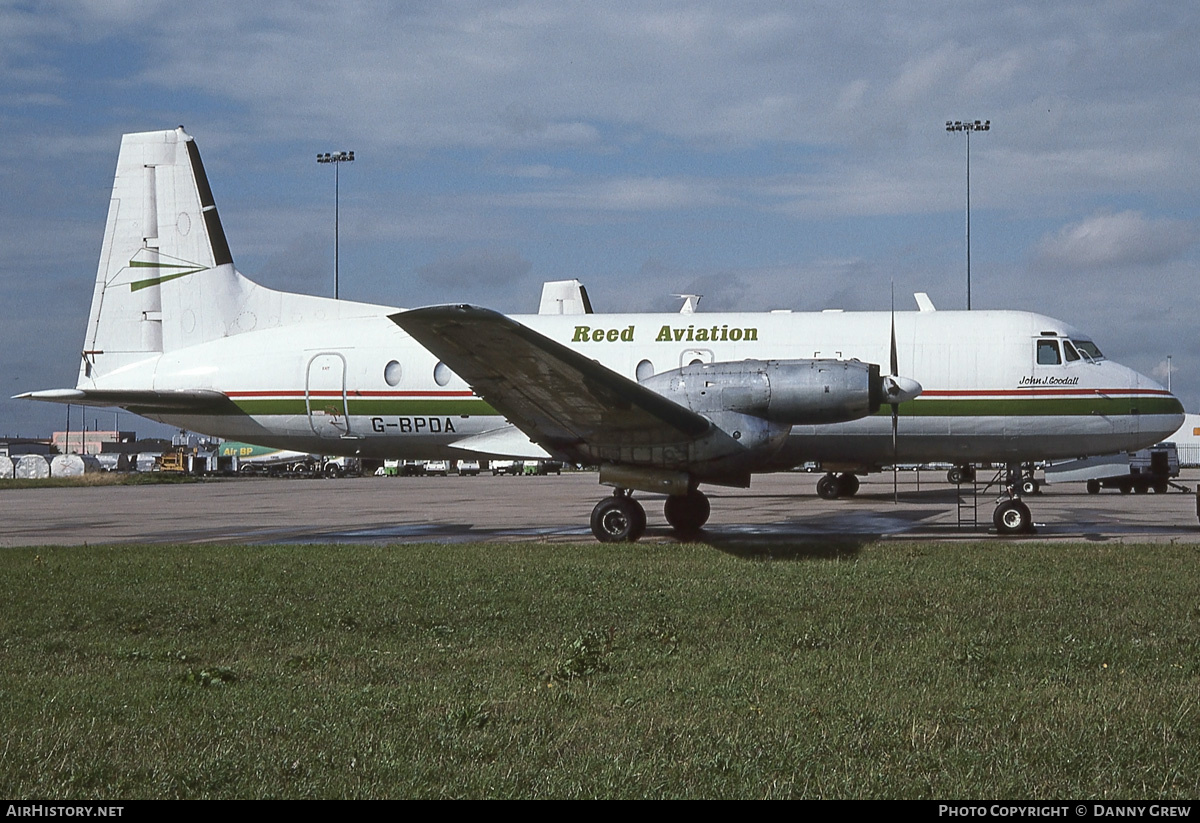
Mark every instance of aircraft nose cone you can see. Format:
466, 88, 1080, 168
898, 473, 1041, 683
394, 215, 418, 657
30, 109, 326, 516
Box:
1128, 367, 1185, 439
884, 375, 922, 404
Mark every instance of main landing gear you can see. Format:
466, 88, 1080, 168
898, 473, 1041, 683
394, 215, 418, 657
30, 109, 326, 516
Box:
992, 463, 1035, 536
590, 490, 647, 543
589, 487, 712, 542
815, 472, 860, 500
947, 464, 976, 484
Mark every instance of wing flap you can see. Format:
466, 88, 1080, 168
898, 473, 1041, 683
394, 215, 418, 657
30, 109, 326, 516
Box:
390, 305, 710, 461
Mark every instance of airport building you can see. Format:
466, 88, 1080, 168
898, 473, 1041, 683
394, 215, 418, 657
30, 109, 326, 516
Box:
51, 429, 136, 455
0, 437, 53, 457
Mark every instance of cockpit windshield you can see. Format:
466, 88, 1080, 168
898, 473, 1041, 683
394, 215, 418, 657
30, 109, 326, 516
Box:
1071, 339, 1105, 361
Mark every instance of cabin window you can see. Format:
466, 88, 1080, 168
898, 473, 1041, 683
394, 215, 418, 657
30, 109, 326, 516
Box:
434, 361, 454, 387
635, 359, 655, 382
1062, 341, 1081, 362
384, 360, 403, 386
1037, 339, 1061, 365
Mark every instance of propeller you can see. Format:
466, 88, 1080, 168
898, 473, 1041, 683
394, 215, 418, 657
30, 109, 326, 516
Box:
885, 285, 923, 501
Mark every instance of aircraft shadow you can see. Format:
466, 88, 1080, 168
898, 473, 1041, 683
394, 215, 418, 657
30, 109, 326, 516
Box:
649, 503, 978, 560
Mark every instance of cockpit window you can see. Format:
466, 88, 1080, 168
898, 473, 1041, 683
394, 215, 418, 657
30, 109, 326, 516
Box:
1072, 339, 1105, 361
1062, 340, 1081, 362
1037, 339, 1062, 366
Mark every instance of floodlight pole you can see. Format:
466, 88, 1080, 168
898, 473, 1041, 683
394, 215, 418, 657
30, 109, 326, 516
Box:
316, 150, 355, 299
946, 120, 989, 310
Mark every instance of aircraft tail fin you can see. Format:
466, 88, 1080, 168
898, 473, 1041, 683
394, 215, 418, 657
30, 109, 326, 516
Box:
80, 127, 255, 384
74, 128, 389, 393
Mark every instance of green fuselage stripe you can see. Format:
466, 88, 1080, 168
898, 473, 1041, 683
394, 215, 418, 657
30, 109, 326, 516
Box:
876, 395, 1184, 418
221, 394, 1181, 420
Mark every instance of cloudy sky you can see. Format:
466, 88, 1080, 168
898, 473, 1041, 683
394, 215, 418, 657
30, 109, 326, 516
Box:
2, 1, 1198, 438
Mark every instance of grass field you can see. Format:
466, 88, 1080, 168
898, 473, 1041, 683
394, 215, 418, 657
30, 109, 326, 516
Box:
1, 540, 1197, 799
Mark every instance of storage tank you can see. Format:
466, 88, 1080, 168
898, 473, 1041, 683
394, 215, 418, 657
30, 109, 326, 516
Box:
15, 454, 50, 479
135, 453, 160, 472
50, 454, 102, 477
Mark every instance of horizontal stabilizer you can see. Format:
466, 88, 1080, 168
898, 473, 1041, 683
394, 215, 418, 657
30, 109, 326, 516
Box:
390, 305, 711, 463
16, 388, 232, 414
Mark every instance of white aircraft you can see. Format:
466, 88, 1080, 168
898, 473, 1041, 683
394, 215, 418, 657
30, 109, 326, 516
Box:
18, 128, 1184, 540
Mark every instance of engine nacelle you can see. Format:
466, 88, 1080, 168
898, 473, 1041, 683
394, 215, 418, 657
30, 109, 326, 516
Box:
640, 358, 883, 425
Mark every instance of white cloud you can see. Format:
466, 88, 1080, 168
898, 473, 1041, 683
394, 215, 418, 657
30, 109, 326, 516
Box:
1034, 211, 1197, 270
1152, 358, 1178, 384
479, 176, 734, 212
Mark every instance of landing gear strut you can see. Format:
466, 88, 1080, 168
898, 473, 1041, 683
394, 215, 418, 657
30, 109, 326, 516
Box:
992, 463, 1035, 535
590, 489, 646, 543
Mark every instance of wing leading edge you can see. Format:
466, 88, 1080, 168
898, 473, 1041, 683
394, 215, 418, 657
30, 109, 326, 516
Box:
390, 305, 712, 465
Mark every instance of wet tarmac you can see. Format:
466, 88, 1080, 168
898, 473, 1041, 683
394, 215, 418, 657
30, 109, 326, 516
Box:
3, 468, 1199, 547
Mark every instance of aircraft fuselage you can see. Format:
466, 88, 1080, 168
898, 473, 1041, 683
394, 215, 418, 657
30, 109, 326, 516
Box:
114, 304, 1179, 469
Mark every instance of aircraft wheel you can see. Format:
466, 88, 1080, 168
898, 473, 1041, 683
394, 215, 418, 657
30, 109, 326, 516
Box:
590, 496, 646, 543
1118, 481, 1132, 494
664, 490, 710, 535
816, 473, 840, 500
1153, 481, 1168, 494
1086, 479, 1101, 494
993, 499, 1033, 536
947, 465, 977, 484
1134, 481, 1149, 494
1020, 477, 1039, 495
837, 473, 860, 497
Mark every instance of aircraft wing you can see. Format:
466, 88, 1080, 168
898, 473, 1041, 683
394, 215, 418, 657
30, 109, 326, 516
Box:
390, 305, 711, 463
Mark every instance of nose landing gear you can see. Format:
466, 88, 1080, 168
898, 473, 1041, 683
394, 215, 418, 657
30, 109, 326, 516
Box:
992, 464, 1036, 535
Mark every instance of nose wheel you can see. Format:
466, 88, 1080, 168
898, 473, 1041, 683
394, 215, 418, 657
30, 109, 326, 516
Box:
992, 498, 1033, 535
992, 464, 1036, 535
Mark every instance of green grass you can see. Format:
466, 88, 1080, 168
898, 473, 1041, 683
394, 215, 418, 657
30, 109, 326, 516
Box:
1, 541, 1198, 798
